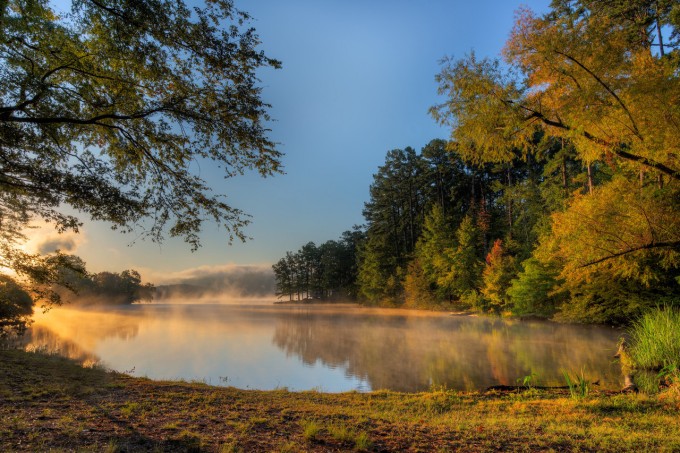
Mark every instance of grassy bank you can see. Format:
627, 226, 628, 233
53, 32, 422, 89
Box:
1, 350, 679, 452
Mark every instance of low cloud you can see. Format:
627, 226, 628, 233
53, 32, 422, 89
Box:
22, 225, 86, 255
37, 237, 78, 254
149, 263, 276, 299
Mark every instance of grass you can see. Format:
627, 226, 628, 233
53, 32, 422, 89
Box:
1, 349, 679, 452
301, 419, 320, 441
563, 369, 591, 400
628, 306, 680, 371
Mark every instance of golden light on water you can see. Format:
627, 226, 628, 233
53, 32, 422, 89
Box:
23, 304, 625, 392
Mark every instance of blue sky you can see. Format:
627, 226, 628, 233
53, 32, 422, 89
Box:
33, 0, 552, 283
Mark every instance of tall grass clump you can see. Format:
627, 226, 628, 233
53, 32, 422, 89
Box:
562, 369, 590, 400
628, 306, 680, 371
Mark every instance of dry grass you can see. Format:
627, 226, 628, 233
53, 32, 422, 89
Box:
1, 349, 679, 452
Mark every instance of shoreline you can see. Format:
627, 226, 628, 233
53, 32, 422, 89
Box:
1, 349, 678, 452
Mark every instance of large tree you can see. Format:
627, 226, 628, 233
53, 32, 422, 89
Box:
431, 1, 680, 320
432, 1, 680, 182
0, 0, 281, 303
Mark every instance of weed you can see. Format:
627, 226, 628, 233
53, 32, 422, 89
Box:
563, 369, 590, 400
328, 422, 354, 443
516, 372, 538, 389
219, 439, 242, 453
174, 429, 203, 450
301, 420, 320, 441
162, 422, 180, 431
420, 390, 460, 414
355, 431, 373, 450
120, 401, 141, 417
104, 439, 120, 453
278, 441, 298, 453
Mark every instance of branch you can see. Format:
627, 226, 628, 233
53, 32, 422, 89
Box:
578, 241, 680, 268
2, 107, 168, 125
554, 50, 643, 141
509, 102, 680, 180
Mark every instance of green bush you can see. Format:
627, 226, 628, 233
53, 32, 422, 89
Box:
0, 275, 33, 337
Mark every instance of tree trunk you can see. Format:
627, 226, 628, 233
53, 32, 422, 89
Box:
587, 163, 593, 195
639, 167, 644, 189
656, 1, 665, 57
507, 166, 513, 230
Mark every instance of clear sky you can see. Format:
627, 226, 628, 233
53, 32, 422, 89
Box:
29, 0, 552, 284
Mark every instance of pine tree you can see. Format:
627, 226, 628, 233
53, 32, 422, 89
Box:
439, 214, 484, 306
481, 239, 516, 312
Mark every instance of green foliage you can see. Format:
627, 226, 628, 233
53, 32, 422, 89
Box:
440, 214, 484, 304
628, 306, 680, 371
413, 204, 456, 304
301, 420, 320, 441
563, 369, 591, 400
508, 258, 561, 317
481, 239, 516, 312
517, 372, 538, 389
403, 258, 436, 308
0, 0, 281, 311
274, 229, 365, 301
0, 275, 33, 336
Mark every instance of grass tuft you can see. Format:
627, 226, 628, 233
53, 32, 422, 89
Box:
563, 369, 590, 400
301, 419, 320, 441
354, 430, 373, 450
629, 306, 680, 371
328, 422, 355, 443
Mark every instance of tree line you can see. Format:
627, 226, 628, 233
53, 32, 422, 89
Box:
272, 230, 364, 301
275, 0, 680, 324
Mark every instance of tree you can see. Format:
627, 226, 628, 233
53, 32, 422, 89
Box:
272, 256, 294, 301
439, 214, 484, 305
0, 275, 33, 336
0, 0, 281, 303
403, 258, 435, 308
507, 258, 562, 317
415, 204, 456, 303
432, 3, 680, 182
481, 239, 516, 312
431, 0, 680, 322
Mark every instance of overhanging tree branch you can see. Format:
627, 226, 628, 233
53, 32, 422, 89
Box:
578, 240, 680, 268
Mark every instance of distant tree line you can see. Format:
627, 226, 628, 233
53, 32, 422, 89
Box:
272, 230, 364, 301
0, 254, 154, 336
53, 256, 155, 306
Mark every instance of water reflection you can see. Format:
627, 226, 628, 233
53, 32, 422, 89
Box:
19, 304, 623, 392
271, 308, 623, 391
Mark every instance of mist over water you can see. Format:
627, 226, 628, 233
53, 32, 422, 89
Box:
19, 304, 624, 392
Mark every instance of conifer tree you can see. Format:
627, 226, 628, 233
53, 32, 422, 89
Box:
481, 239, 516, 312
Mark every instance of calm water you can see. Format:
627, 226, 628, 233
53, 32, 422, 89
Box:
18, 304, 624, 392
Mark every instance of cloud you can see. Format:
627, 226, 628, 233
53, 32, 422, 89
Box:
22, 225, 86, 255
36, 237, 78, 254
148, 263, 276, 299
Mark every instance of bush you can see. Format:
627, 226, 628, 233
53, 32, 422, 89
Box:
0, 274, 33, 337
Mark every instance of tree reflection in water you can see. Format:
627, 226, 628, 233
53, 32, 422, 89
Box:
271, 307, 623, 392
11, 304, 623, 392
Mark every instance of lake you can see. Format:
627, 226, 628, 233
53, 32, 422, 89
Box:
18, 303, 624, 392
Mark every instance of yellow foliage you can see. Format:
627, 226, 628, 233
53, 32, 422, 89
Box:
540, 177, 680, 287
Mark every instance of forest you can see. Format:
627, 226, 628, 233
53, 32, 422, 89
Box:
274, 0, 680, 324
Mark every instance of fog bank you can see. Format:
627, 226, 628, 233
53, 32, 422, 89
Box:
151, 264, 275, 300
